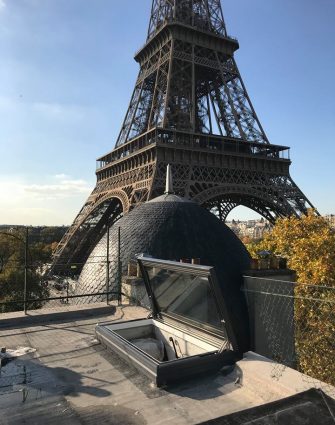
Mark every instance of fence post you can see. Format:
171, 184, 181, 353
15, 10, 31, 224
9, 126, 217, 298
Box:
24, 227, 28, 315
106, 224, 110, 305
117, 227, 122, 306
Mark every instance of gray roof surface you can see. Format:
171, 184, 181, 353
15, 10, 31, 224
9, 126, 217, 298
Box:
0, 304, 333, 425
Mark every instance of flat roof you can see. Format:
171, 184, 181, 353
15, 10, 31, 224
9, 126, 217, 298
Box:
0, 304, 333, 425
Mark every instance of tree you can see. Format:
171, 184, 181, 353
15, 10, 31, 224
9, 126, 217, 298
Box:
246, 211, 335, 386
248, 211, 335, 285
0, 227, 68, 313
0, 230, 49, 313
241, 235, 252, 245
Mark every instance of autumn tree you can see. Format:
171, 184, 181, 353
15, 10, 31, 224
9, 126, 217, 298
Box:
246, 211, 335, 386
247, 211, 335, 285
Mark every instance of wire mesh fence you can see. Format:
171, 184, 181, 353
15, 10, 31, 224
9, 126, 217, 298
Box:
0, 248, 133, 314
0, 225, 126, 313
0, 290, 124, 314
1, 227, 335, 397
243, 276, 335, 394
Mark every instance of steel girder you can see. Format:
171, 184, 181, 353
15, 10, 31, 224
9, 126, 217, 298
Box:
150, 160, 316, 223
116, 3, 268, 147
148, 0, 227, 40
51, 150, 314, 274
50, 159, 157, 274
50, 196, 124, 276
117, 41, 172, 146
50, 0, 318, 275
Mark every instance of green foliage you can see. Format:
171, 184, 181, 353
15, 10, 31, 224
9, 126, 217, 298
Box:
0, 227, 64, 312
245, 211, 335, 386
294, 287, 335, 386
0, 268, 48, 313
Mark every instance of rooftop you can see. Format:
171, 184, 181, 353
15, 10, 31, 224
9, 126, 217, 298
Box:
0, 304, 334, 425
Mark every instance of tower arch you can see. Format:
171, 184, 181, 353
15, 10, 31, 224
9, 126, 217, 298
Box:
50, 1, 317, 275
194, 184, 294, 223
50, 191, 127, 275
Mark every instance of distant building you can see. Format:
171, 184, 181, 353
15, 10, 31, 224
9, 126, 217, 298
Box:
226, 218, 272, 240
325, 214, 335, 229
227, 214, 335, 240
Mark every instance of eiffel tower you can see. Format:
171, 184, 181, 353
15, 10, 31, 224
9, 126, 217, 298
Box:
51, 0, 316, 274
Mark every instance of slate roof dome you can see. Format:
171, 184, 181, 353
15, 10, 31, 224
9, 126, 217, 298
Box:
77, 168, 251, 353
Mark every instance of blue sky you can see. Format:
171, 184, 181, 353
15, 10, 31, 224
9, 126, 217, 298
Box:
0, 0, 334, 225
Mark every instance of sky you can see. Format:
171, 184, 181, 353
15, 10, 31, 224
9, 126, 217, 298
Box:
0, 0, 334, 225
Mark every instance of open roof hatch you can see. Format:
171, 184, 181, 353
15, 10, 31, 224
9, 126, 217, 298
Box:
96, 257, 240, 387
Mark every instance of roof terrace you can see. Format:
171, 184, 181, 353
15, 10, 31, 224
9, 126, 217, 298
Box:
0, 302, 334, 425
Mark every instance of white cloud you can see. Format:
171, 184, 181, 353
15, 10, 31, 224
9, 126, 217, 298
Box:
0, 176, 93, 225
0, 176, 91, 202
54, 173, 70, 180
0, 207, 63, 226
24, 180, 91, 200
0, 0, 5, 12
0, 181, 25, 206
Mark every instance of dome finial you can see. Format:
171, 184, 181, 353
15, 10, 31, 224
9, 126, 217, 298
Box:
165, 164, 174, 195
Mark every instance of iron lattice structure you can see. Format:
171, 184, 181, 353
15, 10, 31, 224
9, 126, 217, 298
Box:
51, 0, 316, 274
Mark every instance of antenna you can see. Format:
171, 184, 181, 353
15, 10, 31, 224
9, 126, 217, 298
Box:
165, 164, 174, 195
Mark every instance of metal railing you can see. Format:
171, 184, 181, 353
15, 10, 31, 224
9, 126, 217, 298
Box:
0, 290, 125, 314
96, 127, 290, 171
0, 226, 125, 315
243, 276, 335, 394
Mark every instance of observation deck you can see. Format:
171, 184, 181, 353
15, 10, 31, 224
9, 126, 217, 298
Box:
135, 20, 239, 64
96, 128, 290, 173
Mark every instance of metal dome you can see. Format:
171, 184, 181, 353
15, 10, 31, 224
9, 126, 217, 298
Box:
76, 192, 251, 353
